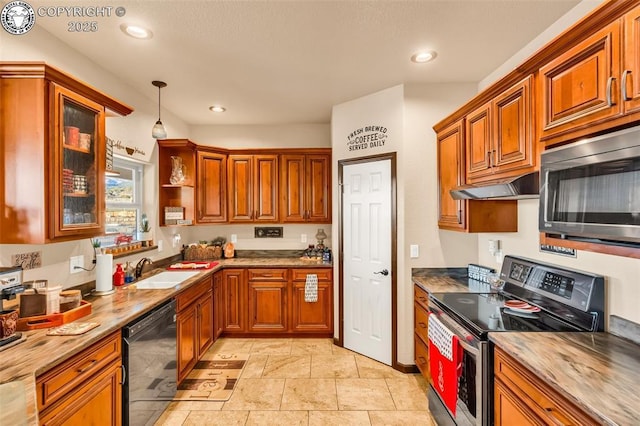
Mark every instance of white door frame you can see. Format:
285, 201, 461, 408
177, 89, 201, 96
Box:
338, 152, 398, 369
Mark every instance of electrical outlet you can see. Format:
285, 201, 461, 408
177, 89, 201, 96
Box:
410, 244, 419, 258
230, 234, 237, 243
157, 240, 163, 252
69, 255, 84, 274
301, 234, 307, 243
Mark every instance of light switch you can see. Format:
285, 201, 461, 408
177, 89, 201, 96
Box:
410, 244, 419, 258
231, 234, 237, 243
301, 234, 307, 243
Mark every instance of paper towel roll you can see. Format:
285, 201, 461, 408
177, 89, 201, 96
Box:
95, 254, 113, 293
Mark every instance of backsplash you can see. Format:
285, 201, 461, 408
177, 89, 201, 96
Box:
609, 315, 640, 346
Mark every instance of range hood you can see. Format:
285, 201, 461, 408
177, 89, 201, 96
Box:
450, 171, 539, 200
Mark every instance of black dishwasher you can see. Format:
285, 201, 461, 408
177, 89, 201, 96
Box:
123, 299, 177, 426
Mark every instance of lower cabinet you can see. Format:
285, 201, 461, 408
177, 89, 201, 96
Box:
494, 346, 598, 426
176, 276, 214, 384
213, 270, 224, 340
36, 331, 122, 426
222, 267, 333, 336
413, 284, 430, 381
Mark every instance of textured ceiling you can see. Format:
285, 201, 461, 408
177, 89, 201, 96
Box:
30, 0, 586, 125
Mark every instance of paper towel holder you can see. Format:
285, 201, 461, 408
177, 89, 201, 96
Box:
92, 253, 115, 296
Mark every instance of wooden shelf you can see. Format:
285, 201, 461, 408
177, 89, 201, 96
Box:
64, 145, 91, 154
161, 183, 194, 188
63, 193, 91, 198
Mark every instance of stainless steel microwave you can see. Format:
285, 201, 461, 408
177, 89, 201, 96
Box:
540, 126, 640, 245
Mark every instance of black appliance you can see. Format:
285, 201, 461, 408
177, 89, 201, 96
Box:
427, 255, 605, 426
540, 125, 640, 246
123, 299, 177, 426
0, 266, 24, 348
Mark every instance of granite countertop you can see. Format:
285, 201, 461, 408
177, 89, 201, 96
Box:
0, 257, 331, 425
412, 267, 471, 293
490, 332, 640, 425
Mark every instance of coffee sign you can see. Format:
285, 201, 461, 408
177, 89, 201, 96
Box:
346, 125, 388, 152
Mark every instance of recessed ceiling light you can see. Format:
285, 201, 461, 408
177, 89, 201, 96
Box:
209, 105, 226, 113
120, 24, 153, 39
411, 50, 437, 63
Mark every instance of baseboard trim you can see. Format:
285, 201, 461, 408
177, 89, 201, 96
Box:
395, 362, 419, 374
333, 337, 341, 347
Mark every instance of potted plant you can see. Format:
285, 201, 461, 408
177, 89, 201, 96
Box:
140, 213, 153, 247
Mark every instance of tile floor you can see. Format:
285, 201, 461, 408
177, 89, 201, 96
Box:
155, 338, 436, 425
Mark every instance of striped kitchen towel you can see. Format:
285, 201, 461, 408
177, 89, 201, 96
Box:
304, 274, 318, 302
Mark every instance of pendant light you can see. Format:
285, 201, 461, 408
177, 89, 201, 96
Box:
151, 80, 167, 139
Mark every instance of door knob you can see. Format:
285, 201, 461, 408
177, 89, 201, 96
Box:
374, 269, 389, 276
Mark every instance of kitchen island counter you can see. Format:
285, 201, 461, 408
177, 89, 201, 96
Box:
490, 331, 640, 426
0, 257, 331, 425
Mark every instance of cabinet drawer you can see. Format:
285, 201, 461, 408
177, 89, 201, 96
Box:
248, 269, 288, 281
414, 285, 429, 311
176, 276, 212, 312
36, 330, 121, 411
291, 268, 332, 282
414, 302, 429, 343
414, 333, 429, 381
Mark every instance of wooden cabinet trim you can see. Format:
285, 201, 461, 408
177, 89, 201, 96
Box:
247, 268, 288, 281
291, 268, 332, 282
176, 276, 212, 312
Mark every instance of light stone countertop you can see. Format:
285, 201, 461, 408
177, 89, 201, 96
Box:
0, 258, 331, 426
490, 332, 640, 425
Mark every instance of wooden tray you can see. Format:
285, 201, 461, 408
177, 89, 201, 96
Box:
167, 261, 218, 270
16, 301, 92, 331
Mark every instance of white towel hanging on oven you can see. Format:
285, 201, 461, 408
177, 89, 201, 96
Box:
304, 274, 318, 302
428, 313, 455, 361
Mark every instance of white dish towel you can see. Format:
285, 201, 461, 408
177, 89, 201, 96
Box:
304, 274, 318, 302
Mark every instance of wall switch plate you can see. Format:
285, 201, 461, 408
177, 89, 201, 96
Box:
410, 244, 419, 258
230, 234, 237, 243
301, 234, 307, 243
69, 255, 84, 274
157, 240, 163, 252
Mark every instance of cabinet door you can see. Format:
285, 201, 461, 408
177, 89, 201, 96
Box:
213, 272, 224, 340
492, 76, 534, 175
51, 83, 106, 240
540, 20, 621, 143
465, 101, 492, 180
306, 154, 331, 222
624, 5, 640, 114
222, 269, 247, 332
39, 361, 122, 426
197, 290, 214, 356
414, 334, 429, 382
196, 150, 227, 223
228, 155, 253, 222
280, 154, 306, 222
291, 281, 332, 332
253, 155, 279, 221
177, 305, 197, 383
437, 120, 466, 230
494, 380, 541, 426
248, 281, 288, 332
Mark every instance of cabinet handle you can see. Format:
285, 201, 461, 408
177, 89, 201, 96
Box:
606, 76, 616, 106
544, 407, 571, 426
622, 70, 631, 101
457, 209, 462, 224
417, 356, 427, 364
418, 322, 427, 328
120, 364, 127, 385
487, 151, 492, 168
492, 150, 496, 167
76, 359, 98, 373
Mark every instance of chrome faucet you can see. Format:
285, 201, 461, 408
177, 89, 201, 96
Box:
135, 258, 153, 279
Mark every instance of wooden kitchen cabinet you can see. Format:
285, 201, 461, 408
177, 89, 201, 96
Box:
0, 62, 132, 243
228, 154, 279, 222
623, 5, 640, 114
248, 269, 288, 332
213, 270, 224, 340
176, 276, 214, 383
222, 269, 248, 333
466, 76, 534, 183
280, 152, 331, 223
494, 346, 599, 426
436, 119, 517, 232
36, 330, 122, 425
291, 268, 333, 333
414, 285, 430, 381
158, 139, 197, 227
196, 149, 227, 223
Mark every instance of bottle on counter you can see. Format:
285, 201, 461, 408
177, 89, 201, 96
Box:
113, 263, 125, 286
124, 261, 135, 283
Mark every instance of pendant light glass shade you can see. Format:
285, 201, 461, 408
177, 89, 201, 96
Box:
151, 80, 167, 139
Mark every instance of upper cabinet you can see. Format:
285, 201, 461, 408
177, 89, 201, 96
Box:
228, 154, 279, 222
0, 62, 133, 243
280, 151, 331, 223
157, 139, 197, 227
196, 149, 227, 223
467, 76, 535, 183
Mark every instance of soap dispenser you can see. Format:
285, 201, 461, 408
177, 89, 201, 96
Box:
124, 261, 135, 283
113, 263, 125, 286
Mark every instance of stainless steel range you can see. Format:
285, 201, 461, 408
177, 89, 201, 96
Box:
427, 256, 605, 426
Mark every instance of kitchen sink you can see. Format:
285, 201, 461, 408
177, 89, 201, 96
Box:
133, 271, 200, 290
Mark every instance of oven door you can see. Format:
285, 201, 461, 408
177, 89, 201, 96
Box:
428, 301, 487, 426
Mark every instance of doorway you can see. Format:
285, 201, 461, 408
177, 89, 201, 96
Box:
338, 153, 396, 366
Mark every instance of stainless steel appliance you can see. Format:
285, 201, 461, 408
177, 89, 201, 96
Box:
427, 256, 605, 426
0, 267, 24, 348
540, 126, 640, 245
123, 299, 177, 426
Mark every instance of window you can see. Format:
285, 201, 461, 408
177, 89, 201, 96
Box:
105, 157, 143, 236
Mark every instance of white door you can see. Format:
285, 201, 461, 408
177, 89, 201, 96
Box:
342, 159, 392, 365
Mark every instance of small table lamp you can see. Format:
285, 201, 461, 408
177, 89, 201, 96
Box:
315, 228, 327, 249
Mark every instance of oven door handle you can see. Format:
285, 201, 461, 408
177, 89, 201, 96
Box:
428, 310, 480, 357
